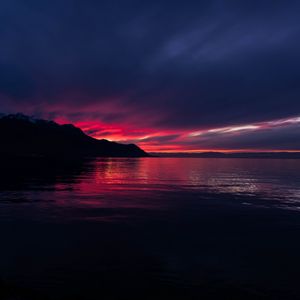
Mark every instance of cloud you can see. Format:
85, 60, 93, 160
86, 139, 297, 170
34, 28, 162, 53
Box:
171, 117, 300, 151
0, 0, 300, 150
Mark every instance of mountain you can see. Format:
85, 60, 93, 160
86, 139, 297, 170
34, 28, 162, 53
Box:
0, 114, 148, 158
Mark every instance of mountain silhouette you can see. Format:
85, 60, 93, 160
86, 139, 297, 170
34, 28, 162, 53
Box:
0, 114, 148, 158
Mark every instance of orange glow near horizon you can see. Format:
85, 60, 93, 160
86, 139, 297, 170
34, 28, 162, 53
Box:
145, 149, 300, 153
54, 115, 300, 153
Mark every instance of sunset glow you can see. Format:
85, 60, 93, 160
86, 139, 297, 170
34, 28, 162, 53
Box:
1, 0, 300, 153
51, 115, 300, 152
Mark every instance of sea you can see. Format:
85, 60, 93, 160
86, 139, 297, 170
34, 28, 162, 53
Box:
1, 157, 300, 299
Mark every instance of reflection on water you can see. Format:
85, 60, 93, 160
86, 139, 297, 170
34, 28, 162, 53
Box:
1, 158, 300, 218
1, 158, 300, 299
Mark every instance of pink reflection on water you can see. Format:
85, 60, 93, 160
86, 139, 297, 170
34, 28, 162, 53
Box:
1, 158, 300, 223
52, 158, 300, 210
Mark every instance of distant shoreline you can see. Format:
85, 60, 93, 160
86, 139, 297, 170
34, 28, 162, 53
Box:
150, 152, 300, 159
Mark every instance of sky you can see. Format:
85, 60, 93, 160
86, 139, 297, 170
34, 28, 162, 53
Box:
1, 0, 300, 152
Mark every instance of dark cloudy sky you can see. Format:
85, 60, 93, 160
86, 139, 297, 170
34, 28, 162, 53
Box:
1, 0, 300, 151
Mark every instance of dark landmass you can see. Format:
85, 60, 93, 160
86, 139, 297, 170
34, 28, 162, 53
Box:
151, 151, 300, 159
0, 114, 148, 158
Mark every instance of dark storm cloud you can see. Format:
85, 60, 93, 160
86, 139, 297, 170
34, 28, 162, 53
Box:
0, 0, 300, 148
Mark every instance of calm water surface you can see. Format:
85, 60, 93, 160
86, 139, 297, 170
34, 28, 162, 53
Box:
1, 158, 300, 299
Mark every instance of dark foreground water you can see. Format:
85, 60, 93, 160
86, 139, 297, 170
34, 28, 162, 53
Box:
1, 158, 300, 300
